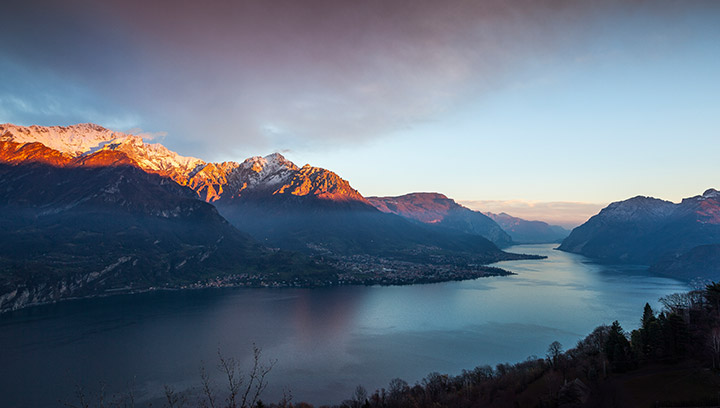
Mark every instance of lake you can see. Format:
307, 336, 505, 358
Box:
0, 244, 689, 407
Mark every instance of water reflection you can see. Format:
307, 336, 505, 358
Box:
291, 288, 364, 345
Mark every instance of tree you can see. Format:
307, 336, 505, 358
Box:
661, 312, 690, 359
660, 291, 704, 317
635, 303, 661, 359
660, 293, 690, 315
201, 346, 276, 408
575, 325, 610, 356
604, 321, 633, 372
547, 341, 563, 369
350, 385, 368, 408
642, 303, 656, 328
706, 282, 720, 314
386, 378, 409, 408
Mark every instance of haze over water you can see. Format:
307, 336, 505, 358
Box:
0, 244, 688, 407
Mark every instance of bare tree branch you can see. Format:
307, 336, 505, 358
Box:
164, 384, 186, 408
217, 349, 243, 408
200, 363, 217, 408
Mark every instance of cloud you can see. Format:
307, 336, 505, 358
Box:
0, 57, 140, 130
459, 200, 608, 229
126, 128, 168, 142
2, 0, 718, 159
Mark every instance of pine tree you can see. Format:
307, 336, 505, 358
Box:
642, 303, 656, 328
605, 321, 633, 372
638, 303, 660, 359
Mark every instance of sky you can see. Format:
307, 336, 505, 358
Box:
1, 0, 719, 227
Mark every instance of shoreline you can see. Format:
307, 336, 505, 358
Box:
0, 265, 519, 315
0, 250, 546, 315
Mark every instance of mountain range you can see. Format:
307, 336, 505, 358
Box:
558, 189, 720, 280
0, 123, 544, 312
3, 122, 716, 309
484, 212, 569, 244
367, 193, 513, 247
0, 137, 338, 311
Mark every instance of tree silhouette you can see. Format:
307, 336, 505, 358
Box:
604, 321, 633, 372
546, 341, 563, 369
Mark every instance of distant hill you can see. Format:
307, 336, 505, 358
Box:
484, 212, 569, 244
558, 189, 720, 280
367, 193, 513, 247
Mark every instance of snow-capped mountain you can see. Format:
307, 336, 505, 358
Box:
234, 153, 299, 190
559, 189, 720, 280
99, 134, 206, 182
0, 123, 367, 204
0, 123, 130, 156
0, 123, 520, 261
1, 123, 205, 183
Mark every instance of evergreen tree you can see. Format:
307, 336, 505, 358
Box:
642, 303, 656, 328
662, 313, 690, 359
604, 321, 633, 372
637, 303, 661, 359
705, 282, 720, 313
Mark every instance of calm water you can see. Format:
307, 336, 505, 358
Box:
0, 244, 688, 407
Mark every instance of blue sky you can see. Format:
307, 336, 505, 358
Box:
291, 4, 720, 222
1, 0, 719, 226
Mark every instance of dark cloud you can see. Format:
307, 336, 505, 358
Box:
2, 0, 718, 158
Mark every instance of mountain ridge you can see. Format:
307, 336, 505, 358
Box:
367, 192, 513, 247
558, 189, 720, 280
1, 123, 519, 259
484, 212, 569, 244
1, 123, 369, 205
